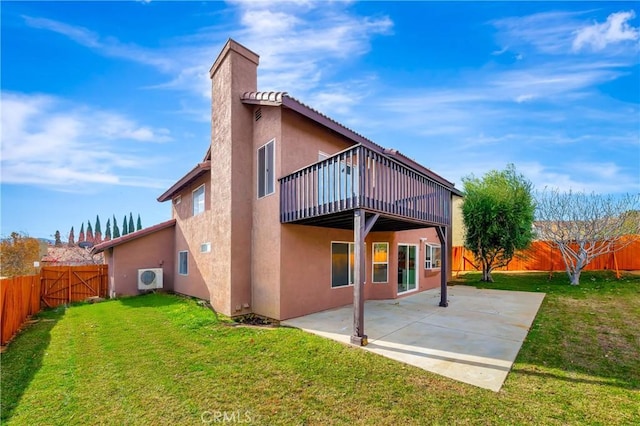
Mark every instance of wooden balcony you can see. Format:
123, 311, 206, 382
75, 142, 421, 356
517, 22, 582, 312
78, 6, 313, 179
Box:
279, 145, 453, 231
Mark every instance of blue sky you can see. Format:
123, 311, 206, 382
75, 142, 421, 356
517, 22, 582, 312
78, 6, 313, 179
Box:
2, 1, 639, 240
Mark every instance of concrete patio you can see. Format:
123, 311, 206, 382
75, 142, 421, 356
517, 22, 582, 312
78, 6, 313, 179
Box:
283, 285, 545, 392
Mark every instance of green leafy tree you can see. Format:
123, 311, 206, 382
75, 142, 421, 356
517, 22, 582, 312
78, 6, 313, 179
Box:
54, 230, 62, 247
105, 218, 112, 241
112, 215, 121, 238
1, 232, 41, 277
122, 215, 128, 236
462, 164, 535, 282
129, 213, 135, 234
68, 226, 75, 247
95, 215, 102, 243
79, 223, 85, 242
136, 214, 142, 231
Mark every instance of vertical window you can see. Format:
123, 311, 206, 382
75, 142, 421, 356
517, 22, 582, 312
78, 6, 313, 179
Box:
425, 243, 442, 269
331, 242, 354, 288
178, 251, 188, 275
372, 243, 388, 283
193, 185, 205, 216
258, 139, 275, 198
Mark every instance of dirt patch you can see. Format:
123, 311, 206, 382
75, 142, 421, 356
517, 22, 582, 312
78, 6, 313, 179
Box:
233, 314, 279, 328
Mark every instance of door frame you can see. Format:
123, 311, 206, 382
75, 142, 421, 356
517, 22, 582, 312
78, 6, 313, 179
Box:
397, 243, 418, 295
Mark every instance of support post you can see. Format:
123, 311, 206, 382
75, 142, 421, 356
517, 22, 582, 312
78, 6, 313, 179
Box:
351, 210, 379, 346
436, 226, 448, 307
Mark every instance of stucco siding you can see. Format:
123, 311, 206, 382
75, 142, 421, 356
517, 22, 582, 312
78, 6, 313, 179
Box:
106, 226, 175, 296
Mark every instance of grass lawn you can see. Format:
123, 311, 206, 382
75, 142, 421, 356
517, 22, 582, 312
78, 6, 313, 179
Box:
1, 271, 639, 425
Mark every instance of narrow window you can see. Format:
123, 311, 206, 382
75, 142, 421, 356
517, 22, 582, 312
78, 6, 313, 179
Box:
192, 184, 205, 216
178, 251, 189, 275
331, 242, 354, 287
258, 139, 275, 198
425, 243, 442, 269
372, 242, 389, 283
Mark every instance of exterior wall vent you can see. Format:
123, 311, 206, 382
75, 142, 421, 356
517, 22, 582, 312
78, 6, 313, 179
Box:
255, 108, 262, 121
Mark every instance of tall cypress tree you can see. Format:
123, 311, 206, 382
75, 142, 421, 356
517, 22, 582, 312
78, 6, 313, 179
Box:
105, 218, 112, 241
122, 215, 128, 235
79, 223, 85, 242
112, 215, 121, 238
68, 226, 75, 247
86, 221, 94, 243
54, 230, 62, 247
128, 213, 135, 234
95, 215, 102, 243
136, 214, 142, 231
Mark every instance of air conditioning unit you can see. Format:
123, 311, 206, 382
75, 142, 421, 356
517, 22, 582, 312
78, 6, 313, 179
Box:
138, 268, 163, 290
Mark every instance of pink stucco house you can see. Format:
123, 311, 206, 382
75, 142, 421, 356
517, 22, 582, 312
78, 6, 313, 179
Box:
94, 40, 462, 345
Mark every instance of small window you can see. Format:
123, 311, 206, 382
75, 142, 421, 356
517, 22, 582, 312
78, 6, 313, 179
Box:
258, 140, 275, 198
173, 195, 181, 205
372, 242, 388, 283
178, 251, 188, 275
331, 242, 354, 288
425, 243, 441, 269
200, 242, 211, 253
193, 185, 205, 216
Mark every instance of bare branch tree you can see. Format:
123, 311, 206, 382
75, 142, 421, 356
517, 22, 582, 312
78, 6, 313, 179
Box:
535, 189, 640, 285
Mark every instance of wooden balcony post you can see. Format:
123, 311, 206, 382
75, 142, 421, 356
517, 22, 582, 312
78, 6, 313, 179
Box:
351, 209, 367, 346
436, 226, 448, 307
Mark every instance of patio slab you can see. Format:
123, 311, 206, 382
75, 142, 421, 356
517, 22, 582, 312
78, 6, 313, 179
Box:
282, 285, 545, 392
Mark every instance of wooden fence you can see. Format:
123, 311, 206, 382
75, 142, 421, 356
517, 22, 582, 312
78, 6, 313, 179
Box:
0, 265, 108, 345
452, 236, 640, 274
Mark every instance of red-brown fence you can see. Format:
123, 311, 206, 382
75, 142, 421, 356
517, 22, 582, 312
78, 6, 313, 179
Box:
0, 275, 40, 346
453, 236, 640, 274
0, 265, 108, 345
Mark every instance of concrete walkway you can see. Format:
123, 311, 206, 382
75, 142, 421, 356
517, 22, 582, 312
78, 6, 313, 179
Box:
283, 286, 545, 392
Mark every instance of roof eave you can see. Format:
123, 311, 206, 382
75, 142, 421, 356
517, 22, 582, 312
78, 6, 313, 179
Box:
92, 219, 176, 254
157, 161, 211, 202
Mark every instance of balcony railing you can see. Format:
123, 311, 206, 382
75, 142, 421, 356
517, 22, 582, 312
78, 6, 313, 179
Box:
279, 145, 451, 227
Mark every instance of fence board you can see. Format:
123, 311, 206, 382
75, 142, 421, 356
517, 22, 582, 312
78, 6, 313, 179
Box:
453, 236, 640, 273
1, 265, 108, 345
0, 275, 40, 345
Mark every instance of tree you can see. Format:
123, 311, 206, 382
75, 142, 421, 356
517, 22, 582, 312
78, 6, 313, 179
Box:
129, 213, 135, 234
112, 215, 121, 238
86, 221, 94, 243
79, 223, 85, 242
535, 189, 640, 285
105, 218, 112, 241
54, 230, 62, 247
462, 164, 536, 282
95, 215, 102, 243
1, 232, 41, 277
68, 226, 75, 247
136, 214, 142, 231
122, 215, 128, 235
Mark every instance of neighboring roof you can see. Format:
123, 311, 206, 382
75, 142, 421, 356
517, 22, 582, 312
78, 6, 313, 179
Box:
91, 219, 176, 253
241, 91, 462, 195
42, 246, 104, 265
157, 161, 211, 202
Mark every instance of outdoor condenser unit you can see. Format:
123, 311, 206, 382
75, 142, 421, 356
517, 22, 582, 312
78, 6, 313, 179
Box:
137, 268, 163, 290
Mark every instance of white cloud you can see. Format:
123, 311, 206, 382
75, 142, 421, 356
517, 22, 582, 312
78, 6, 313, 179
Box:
573, 11, 640, 52
22, 15, 174, 71
1, 92, 172, 189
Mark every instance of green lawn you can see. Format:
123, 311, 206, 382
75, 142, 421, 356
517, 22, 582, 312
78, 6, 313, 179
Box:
1, 271, 639, 425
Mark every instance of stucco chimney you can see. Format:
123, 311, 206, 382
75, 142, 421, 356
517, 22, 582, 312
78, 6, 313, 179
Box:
208, 39, 259, 316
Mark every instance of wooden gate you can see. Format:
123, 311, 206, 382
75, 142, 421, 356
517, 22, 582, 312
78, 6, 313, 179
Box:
40, 265, 108, 308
